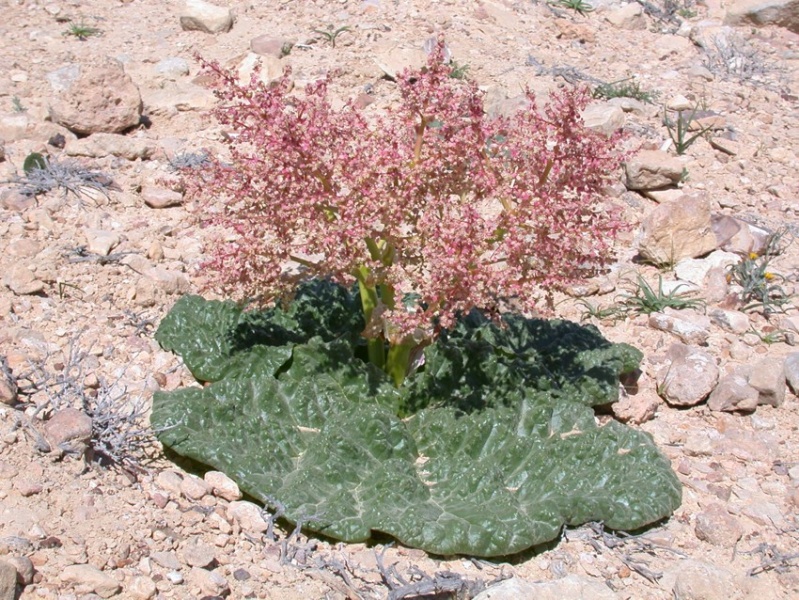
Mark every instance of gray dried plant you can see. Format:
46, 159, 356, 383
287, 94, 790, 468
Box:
13, 331, 167, 474
8, 153, 117, 202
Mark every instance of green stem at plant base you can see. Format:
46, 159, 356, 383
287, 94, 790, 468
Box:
355, 266, 385, 371
386, 341, 414, 388
356, 237, 413, 385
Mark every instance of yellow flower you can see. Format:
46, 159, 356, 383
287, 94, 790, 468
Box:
764, 272, 775, 281
748, 252, 759, 260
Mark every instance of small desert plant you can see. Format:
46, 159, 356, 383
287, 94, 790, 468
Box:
703, 33, 767, 83
312, 24, 350, 48
13, 335, 159, 473
663, 106, 714, 155
448, 59, 470, 80
748, 327, 790, 345
63, 23, 102, 40
618, 274, 705, 315
9, 153, 116, 200
593, 78, 659, 104
550, 0, 595, 15
576, 299, 626, 323
726, 231, 794, 316
168, 151, 211, 171
11, 96, 26, 112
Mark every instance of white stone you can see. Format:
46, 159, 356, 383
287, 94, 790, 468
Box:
180, 0, 234, 34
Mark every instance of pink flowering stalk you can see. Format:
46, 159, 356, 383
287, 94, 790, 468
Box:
193, 42, 625, 386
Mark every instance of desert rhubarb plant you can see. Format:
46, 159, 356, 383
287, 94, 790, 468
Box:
154, 42, 682, 556
191, 41, 625, 385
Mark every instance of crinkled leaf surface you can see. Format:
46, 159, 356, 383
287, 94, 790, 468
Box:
153, 282, 681, 557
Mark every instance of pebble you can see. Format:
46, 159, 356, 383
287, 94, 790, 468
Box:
7, 555, 35, 585
14, 479, 43, 497
227, 501, 269, 534
204, 471, 242, 502
0, 560, 16, 600
180, 474, 211, 501
60, 564, 121, 598
694, 503, 742, 546
127, 575, 157, 600
149, 551, 181, 571
166, 571, 183, 585
155, 471, 183, 495
181, 542, 217, 569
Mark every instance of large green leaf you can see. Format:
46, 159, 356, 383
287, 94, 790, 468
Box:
152, 282, 681, 557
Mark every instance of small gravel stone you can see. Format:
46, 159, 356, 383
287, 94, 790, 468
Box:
7, 555, 35, 585
150, 551, 181, 571
181, 542, 217, 569
13, 479, 43, 497
156, 471, 183, 495
166, 571, 184, 584
227, 500, 269, 534
127, 575, 157, 600
694, 503, 742, 546
204, 471, 242, 501
180, 474, 211, 501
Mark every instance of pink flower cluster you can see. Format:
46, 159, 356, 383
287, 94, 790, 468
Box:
193, 42, 625, 342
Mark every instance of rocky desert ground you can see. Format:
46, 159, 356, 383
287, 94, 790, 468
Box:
1, 0, 799, 598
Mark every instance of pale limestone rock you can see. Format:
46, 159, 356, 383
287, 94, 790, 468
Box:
695, 503, 743, 546
228, 500, 269, 534
581, 102, 625, 137
142, 186, 183, 209
642, 188, 686, 204
667, 94, 693, 111
204, 471, 242, 501
65, 133, 156, 160
708, 308, 750, 334
711, 215, 771, 255
648, 311, 710, 345
638, 193, 717, 265
47, 59, 142, 135
656, 343, 718, 407
668, 560, 741, 600
6, 555, 34, 585
474, 575, 618, 600
625, 150, 684, 190
674, 251, 738, 286
237, 52, 286, 87
707, 374, 759, 412
182, 541, 217, 569
180, 473, 211, 500
156, 470, 184, 495
60, 564, 121, 598
654, 35, 693, 60
372, 43, 428, 80
724, 0, 799, 33
611, 390, 659, 424
143, 267, 190, 295
188, 567, 229, 596
127, 575, 157, 600
0, 560, 16, 600
605, 4, 646, 29
785, 352, 799, 394
748, 357, 786, 407
180, 0, 234, 34
250, 36, 292, 58
3, 264, 44, 296
155, 57, 191, 80
44, 408, 93, 455
84, 229, 120, 257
